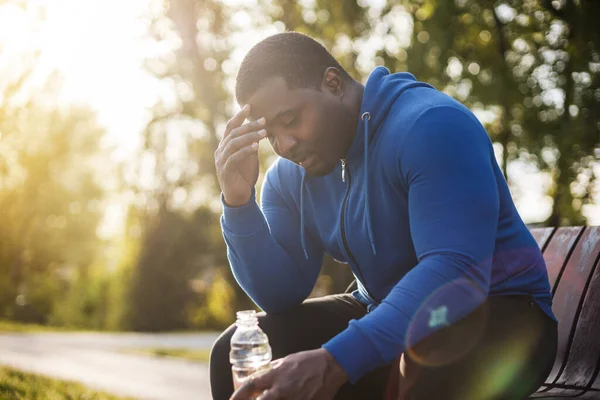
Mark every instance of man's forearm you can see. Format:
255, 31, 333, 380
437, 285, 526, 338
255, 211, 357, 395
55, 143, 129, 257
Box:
221, 195, 323, 314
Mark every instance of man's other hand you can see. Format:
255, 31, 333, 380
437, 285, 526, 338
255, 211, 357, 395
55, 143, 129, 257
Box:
230, 348, 348, 400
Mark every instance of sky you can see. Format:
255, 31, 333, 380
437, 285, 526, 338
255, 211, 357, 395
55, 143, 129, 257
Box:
2, 0, 598, 233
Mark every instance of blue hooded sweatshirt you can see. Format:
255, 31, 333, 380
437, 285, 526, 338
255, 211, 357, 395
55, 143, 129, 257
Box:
221, 66, 555, 383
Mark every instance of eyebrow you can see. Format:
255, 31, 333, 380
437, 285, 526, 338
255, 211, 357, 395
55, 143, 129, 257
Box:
266, 108, 296, 125
248, 107, 296, 128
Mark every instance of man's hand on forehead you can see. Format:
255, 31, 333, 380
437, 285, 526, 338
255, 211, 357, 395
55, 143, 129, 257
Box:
214, 104, 268, 207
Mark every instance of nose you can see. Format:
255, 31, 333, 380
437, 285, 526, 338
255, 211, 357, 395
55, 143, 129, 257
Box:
275, 134, 299, 160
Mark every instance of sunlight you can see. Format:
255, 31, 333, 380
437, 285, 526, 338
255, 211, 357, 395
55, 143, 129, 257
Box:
32, 0, 160, 162
0, 4, 34, 54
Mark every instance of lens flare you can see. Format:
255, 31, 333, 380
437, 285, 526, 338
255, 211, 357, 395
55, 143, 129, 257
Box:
459, 329, 539, 399
405, 278, 488, 367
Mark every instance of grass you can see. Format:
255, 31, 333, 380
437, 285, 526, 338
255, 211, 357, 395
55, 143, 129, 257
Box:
132, 348, 211, 363
0, 320, 75, 333
0, 366, 131, 400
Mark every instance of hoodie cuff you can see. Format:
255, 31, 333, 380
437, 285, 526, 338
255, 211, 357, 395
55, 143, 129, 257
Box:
221, 189, 266, 236
322, 322, 386, 384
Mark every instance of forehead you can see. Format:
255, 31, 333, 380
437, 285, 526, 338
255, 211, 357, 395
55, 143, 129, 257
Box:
246, 77, 311, 121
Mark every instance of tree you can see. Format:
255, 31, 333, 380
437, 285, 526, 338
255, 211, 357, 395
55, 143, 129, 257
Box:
126, 0, 253, 330
0, 0, 109, 325
0, 96, 107, 323
394, 0, 599, 225
535, 0, 600, 225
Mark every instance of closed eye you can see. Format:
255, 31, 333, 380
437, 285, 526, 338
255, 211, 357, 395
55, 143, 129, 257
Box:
266, 132, 277, 148
282, 116, 298, 127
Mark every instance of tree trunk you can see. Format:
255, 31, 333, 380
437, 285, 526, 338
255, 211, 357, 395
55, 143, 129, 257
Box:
493, 8, 511, 180
548, 52, 574, 226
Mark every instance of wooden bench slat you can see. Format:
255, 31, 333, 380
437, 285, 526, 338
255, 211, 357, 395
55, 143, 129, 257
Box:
539, 393, 600, 399
531, 227, 556, 250
541, 227, 584, 290
546, 227, 600, 385
587, 266, 600, 391
530, 389, 587, 398
558, 227, 600, 389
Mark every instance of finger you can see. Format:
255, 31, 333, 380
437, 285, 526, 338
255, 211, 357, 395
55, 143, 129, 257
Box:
222, 142, 259, 170
224, 104, 251, 139
256, 388, 282, 400
229, 383, 262, 400
221, 129, 266, 160
222, 117, 266, 148
230, 371, 274, 400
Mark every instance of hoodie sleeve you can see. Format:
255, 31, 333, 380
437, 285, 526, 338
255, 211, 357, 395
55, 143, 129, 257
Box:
221, 163, 324, 314
323, 105, 499, 382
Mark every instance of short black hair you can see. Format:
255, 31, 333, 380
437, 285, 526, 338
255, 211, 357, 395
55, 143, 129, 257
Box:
235, 32, 352, 105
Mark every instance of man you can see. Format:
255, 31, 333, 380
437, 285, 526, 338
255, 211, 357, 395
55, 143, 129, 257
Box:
211, 32, 557, 400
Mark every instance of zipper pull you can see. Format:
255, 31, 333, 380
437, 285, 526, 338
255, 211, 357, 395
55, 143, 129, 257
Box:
341, 159, 346, 182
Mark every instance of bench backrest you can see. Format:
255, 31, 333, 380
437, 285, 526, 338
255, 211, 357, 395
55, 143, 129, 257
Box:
530, 226, 600, 398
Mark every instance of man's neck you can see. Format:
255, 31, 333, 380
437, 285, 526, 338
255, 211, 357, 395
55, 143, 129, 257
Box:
340, 81, 365, 159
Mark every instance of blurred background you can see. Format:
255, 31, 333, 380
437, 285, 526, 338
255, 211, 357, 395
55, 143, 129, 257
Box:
0, 0, 598, 333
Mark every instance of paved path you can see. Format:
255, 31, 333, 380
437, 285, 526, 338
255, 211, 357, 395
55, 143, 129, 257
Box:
0, 331, 221, 400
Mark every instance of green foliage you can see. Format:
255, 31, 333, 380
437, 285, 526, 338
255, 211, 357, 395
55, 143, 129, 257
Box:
51, 272, 112, 330
400, 0, 599, 225
0, 319, 76, 333
0, 1, 110, 329
126, 206, 233, 331
0, 101, 107, 324
187, 269, 237, 330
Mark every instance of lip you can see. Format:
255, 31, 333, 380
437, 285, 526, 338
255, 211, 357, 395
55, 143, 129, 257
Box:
293, 154, 309, 165
298, 154, 315, 169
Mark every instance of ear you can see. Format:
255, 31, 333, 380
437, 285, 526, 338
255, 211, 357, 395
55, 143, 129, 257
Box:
320, 67, 344, 96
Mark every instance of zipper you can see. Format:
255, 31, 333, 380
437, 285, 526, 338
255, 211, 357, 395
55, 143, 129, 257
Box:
339, 159, 379, 303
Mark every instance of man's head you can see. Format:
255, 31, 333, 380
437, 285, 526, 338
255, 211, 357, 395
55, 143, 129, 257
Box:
235, 32, 361, 176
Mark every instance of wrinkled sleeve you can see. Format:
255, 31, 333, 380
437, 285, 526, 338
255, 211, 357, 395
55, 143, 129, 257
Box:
221, 165, 324, 313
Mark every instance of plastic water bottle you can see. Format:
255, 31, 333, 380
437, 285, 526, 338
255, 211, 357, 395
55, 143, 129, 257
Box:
230, 310, 272, 391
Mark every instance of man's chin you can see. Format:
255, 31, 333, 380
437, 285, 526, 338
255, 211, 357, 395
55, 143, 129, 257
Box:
303, 160, 336, 177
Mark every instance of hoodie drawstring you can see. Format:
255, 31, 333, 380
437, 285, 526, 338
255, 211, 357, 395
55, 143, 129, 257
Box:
362, 112, 376, 255
299, 112, 376, 260
300, 173, 309, 260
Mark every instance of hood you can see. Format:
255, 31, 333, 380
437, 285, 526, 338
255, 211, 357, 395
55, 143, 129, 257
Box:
346, 66, 434, 162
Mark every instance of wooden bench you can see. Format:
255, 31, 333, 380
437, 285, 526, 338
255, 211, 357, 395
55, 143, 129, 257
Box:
384, 226, 600, 399
528, 226, 600, 399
